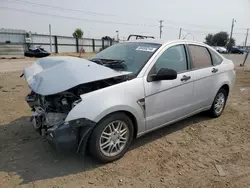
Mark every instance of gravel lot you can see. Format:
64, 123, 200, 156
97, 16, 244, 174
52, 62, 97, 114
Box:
0, 55, 249, 188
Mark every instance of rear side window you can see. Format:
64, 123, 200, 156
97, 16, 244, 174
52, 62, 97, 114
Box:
209, 49, 223, 65
188, 45, 212, 69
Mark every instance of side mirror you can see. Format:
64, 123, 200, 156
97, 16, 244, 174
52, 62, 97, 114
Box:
148, 68, 177, 82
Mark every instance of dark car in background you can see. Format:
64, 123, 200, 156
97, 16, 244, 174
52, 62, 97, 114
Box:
230, 46, 244, 54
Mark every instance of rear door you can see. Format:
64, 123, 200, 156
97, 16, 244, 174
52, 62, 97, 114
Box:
187, 44, 220, 110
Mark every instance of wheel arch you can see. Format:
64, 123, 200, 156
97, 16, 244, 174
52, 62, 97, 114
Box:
77, 110, 139, 155
219, 84, 230, 97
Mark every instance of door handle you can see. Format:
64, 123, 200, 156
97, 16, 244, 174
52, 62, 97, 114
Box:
212, 68, 218, 73
181, 75, 191, 81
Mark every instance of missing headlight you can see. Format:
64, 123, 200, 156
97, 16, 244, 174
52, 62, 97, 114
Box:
45, 113, 67, 127
72, 99, 82, 108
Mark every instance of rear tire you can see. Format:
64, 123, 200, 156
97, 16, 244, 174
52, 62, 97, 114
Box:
89, 112, 134, 163
209, 88, 228, 118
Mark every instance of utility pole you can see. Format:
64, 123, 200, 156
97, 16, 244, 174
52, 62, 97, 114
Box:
240, 50, 249, 67
159, 20, 164, 39
116, 30, 119, 42
179, 28, 182, 39
49, 24, 52, 53
244, 28, 249, 47
229, 18, 236, 42
228, 18, 236, 52
240, 1, 250, 66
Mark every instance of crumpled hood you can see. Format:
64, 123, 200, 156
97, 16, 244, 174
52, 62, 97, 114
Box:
24, 56, 132, 95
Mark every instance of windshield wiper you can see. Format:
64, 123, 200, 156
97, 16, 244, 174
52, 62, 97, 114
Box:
90, 58, 105, 65
90, 58, 126, 68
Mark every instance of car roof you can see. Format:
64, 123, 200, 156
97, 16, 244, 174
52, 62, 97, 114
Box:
123, 39, 226, 61
123, 38, 207, 46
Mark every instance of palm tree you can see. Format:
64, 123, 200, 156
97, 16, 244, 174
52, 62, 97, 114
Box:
72, 29, 84, 57
72, 28, 83, 39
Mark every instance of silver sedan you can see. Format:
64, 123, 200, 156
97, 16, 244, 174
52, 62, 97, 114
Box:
24, 39, 236, 163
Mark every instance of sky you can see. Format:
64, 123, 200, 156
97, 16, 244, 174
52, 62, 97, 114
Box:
1, 0, 250, 45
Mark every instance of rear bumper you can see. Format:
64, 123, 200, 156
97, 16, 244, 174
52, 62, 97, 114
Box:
231, 70, 236, 89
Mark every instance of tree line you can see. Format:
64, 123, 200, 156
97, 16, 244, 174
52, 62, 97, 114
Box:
205, 31, 235, 49
72, 28, 237, 50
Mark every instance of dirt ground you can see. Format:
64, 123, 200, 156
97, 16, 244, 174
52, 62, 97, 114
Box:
0, 58, 249, 188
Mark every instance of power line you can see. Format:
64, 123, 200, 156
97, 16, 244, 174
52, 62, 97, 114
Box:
6, 0, 115, 16
3, 5, 245, 39
6, 0, 250, 31
183, 27, 247, 35
0, 6, 183, 30
182, 29, 209, 35
7, 0, 162, 21
233, 32, 247, 35
0, 6, 158, 27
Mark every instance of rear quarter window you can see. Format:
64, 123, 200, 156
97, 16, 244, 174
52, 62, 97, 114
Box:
209, 49, 223, 65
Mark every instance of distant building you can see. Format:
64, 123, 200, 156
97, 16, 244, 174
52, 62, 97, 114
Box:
0, 28, 26, 33
0, 28, 27, 44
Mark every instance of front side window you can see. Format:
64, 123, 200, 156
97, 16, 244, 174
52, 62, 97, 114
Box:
150, 44, 188, 74
90, 42, 161, 75
188, 45, 212, 69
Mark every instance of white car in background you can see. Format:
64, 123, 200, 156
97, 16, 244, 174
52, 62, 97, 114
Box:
213, 46, 228, 54
217, 47, 228, 54
24, 39, 236, 163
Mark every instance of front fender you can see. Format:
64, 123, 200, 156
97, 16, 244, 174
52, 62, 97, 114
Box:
65, 78, 146, 135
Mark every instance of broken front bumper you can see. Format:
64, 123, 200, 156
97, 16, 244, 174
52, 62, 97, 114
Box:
46, 122, 79, 152
35, 118, 96, 153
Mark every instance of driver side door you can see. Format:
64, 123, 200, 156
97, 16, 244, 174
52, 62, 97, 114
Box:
143, 44, 195, 131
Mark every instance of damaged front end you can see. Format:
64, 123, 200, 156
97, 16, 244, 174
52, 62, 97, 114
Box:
24, 56, 133, 152
26, 89, 89, 152
25, 77, 130, 152
26, 89, 80, 134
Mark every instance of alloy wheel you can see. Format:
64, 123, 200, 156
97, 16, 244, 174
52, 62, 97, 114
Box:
214, 92, 225, 114
99, 120, 129, 157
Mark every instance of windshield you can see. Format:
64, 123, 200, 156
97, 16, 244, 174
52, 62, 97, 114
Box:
90, 42, 161, 75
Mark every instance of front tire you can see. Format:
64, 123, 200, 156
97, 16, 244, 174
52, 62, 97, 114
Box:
89, 113, 134, 163
209, 88, 228, 118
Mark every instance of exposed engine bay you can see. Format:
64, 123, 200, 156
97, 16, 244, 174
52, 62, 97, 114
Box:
25, 75, 131, 135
